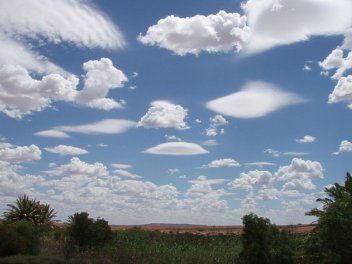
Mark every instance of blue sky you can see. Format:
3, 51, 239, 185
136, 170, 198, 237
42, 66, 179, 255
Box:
0, 0, 352, 225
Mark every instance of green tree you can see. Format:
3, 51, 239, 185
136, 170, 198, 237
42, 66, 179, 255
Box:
240, 213, 294, 264
306, 172, 352, 263
3, 195, 56, 226
67, 212, 112, 251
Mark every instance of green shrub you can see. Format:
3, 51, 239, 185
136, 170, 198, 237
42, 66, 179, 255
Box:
239, 213, 294, 264
0, 221, 40, 257
67, 212, 112, 251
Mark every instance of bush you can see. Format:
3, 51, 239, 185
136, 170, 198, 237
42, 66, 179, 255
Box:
306, 172, 352, 263
0, 221, 40, 257
239, 213, 294, 264
67, 212, 112, 251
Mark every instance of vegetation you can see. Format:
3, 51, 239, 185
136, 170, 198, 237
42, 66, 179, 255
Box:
1, 174, 352, 264
240, 213, 294, 264
67, 212, 113, 251
3, 195, 56, 226
305, 172, 352, 263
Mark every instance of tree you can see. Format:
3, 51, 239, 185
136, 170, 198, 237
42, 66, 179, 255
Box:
306, 172, 352, 263
240, 213, 294, 264
3, 194, 56, 226
67, 212, 112, 251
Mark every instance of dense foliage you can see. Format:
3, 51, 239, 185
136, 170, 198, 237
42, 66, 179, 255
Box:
3, 195, 56, 226
0, 220, 40, 257
306, 172, 352, 263
240, 213, 294, 264
67, 212, 113, 251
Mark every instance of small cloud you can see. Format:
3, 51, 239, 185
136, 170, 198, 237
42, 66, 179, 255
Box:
129, 85, 137, 90
202, 139, 218, 146
245, 162, 276, 167
205, 115, 229, 137
97, 143, 108, 148
303, 65, 312, 72
137, 101, 189, 130
264, 148, 308, 157
44, 145, 88, 156
164, 134, 182, 142
320, 71, 330, 77
179, 175, 187, 179
296, 135, 316, 143
131, 72, 139, 78
188, 175, 228, 185
111, 163, 132, 169
202, 158, 240, 168
167, 168, 180, 175
34, 130, 70, 138
143, 142, 208, 155
333, 140, 352, 155
195, 119, 202, 124
114, 169, 141, 179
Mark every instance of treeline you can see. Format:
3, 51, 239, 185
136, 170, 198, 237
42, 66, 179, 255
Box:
0, 173, 352, 263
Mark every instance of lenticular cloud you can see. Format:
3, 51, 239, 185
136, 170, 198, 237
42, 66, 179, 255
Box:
206, 81, 306, 118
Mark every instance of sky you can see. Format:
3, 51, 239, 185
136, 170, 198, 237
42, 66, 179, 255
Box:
0, 0, 352, 225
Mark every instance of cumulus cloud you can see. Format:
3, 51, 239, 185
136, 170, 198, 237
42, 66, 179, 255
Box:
164, 134, 182, 142
46, 157, 109, 177
0, 58, 128, 119
333, 140, 352, 155
228, 170, 274, 190
0, 144, 41, 163
243, 0, 352, 53
138, 10, 250, 55
137, 101, 189, 130
0, 0, 124, 74
319, 30, 352, 107
75, 58, 128, 110
203, 158, 240, 168
276, 158, 324, 191
205, 115, 229, 137
143, 142, 208, 155
206, 81, 306, 118
44, 145, 88, 156
54, 119, 136, 135
296, 135, 316, 143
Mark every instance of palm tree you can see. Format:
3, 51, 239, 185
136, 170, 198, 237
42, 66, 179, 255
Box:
3, 194, 56, 226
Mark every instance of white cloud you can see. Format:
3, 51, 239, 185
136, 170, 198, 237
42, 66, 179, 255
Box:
114, 169, 141, 179
0, 0, 124, 75
206, 81, 306, 118
243, 0, 352, 54
296, 135, 316, 143
228, 170, 274, 190
328, 75, 352, 105
143, 142, 208, 155
164, 134, 182, 142
303, 65, 312, 72
203, 158, 240, 168
97, 143, 108, 148
188, 176, 228, 186
0, 58, 128, 119
276, 158, 324, 191
111, 164, 132, 169
202, 139, 218, 146
205, 115, 229, 137
46, 157, 109, 177
34, 129, 70, 138
245, 162, 276, 167
264, 148, 308, 157
54, 119, 136, 135
167, 168, 180, 175
44, 145, 88, 156
137, 101, 189, 130
75, 58, 128, 110
333, 140, 352, 155
0, 144, 41, 163
138, 10, 250, 56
